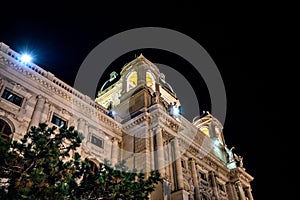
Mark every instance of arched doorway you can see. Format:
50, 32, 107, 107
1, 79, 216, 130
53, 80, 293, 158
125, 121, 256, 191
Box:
88, 160, 98, 174
0, 119, 13, 142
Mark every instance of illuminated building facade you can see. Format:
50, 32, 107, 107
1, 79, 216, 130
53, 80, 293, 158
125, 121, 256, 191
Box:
0, 42, 254, 200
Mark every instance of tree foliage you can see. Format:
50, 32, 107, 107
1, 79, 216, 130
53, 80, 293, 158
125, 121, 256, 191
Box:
0, 123, 161, 200
76, 160, 161, 200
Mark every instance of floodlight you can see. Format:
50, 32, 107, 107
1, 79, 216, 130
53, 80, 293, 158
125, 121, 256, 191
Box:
20, 54, 32, 63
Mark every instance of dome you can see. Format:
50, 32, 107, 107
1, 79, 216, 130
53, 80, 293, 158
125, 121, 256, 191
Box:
161, 81, 175, 94
99, 71, 119, 93
159, 73, 175, 94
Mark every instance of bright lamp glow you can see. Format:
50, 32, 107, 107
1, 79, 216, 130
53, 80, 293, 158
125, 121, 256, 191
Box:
214, 137, 221, 146
109, 110, 116, 118
172, 106, 181, 116
20, 54, 32, 63
111, 110, 116, 116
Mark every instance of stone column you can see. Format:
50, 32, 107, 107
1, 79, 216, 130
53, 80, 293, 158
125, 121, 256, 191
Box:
77, 118, 86, 134
156, 128, 165, 177
209, 171, 220, 199
111, 137, 119, 166
41, 99, 51, 123
190, 159, 200, 200
0, 78, 6, 94
236, 181, 246, 200
29, 95, 45, 129
164, 140, 171, 180
149, 129, 155, 170
226, 183, 239, 200
137, 66, 146, 85
168, 139, 175, 190
246, 186, 253, 200
245, 186, 254, 200
153, 83, 161, 105
173, 137, 184, 190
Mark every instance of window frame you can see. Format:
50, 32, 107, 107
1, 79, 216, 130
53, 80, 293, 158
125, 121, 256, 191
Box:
51, 114, 67, 127
146, 71, 156, 89
126, 71, 138, 92
1, 88, 24, 107
91, 135, 104, 149
199, 171, 209, 186
0, 119, 13, 142
88, 160, 98, 174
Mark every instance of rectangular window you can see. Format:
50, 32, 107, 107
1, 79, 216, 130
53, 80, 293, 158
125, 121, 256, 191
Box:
51, 114, 67, 127
181, 160, 186, 168
91, 135, 104, 148
1, 89, 23, 106
218, 183, 225, 192
200, 172, 207, 181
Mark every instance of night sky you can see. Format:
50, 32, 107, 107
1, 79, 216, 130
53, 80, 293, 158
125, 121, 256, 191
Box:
0, 2, 289, 199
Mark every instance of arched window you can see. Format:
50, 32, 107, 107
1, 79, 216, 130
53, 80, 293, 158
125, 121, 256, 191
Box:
200, 127, 209, 136
127, 71, 137, 91
146, 71, 155, 90
0, 119, 12, 142
88, 160, 98, 174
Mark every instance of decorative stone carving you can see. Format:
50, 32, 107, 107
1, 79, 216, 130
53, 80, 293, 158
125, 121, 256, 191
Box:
234, 153, 244, 168
0, 45, 255, 200
225, 145, 235, 163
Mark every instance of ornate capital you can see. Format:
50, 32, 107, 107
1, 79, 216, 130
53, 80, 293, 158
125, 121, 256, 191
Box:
112, 137, 120, 144
189, 157, 196, 163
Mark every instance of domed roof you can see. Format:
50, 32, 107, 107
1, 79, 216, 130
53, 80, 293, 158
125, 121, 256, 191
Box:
159, 73, 175, 94
161, 80, 175, 94
99, 71, 119, 93
120, 54, 160, 76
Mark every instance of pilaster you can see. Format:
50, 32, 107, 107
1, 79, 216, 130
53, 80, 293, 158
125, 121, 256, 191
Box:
28, 95, 45, 129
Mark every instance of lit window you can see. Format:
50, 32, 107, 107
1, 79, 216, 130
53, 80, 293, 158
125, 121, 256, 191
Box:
91, 135, 104, 148
127, 71, 137, 91
51, 114, 67, 127
0, 119, 12, 142
146, 71, 155, 89
200, 127, 209, 136
1, 89, 23, 106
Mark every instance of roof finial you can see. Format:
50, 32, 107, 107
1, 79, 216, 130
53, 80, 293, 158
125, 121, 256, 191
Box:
137, 53, 144, 59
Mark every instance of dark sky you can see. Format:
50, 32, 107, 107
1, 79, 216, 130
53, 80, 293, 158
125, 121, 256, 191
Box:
0, 2, 290, 199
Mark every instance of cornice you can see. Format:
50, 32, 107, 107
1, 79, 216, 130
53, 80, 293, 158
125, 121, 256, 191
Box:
0, 48, 122, 133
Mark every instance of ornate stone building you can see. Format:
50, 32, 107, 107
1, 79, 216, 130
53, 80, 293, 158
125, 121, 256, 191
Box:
0, 42, 254, 200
